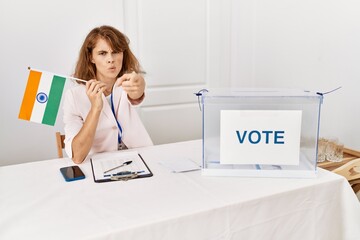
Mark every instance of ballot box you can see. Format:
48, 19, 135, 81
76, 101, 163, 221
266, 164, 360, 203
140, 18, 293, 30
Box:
199, 88, 323, 178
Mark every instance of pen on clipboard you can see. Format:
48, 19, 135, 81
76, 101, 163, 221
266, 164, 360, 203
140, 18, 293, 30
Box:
104, 170, 145, 178
103, 160, 133, 174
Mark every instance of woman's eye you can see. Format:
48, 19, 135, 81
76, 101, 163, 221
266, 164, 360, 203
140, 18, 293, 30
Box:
99, 52, 106, 56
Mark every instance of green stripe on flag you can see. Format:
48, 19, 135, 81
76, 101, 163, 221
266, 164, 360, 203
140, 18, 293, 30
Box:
42, 75, 66, 126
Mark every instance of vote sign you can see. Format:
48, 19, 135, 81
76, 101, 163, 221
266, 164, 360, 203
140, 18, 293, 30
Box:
220, 110, 302, 165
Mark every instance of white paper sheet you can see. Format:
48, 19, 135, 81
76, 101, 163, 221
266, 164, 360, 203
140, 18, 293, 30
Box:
158, 157, 201, 173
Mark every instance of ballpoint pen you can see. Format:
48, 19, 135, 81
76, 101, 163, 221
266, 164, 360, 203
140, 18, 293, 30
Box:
103, 160, 133, 174
104, 170, 145, 178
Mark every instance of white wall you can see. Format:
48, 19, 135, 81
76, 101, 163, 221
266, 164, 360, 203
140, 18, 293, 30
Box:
230, 0, 360, 150
131, 0, 232, 145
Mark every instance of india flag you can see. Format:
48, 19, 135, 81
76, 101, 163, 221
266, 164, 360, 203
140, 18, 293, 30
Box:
18, 70, 66, 126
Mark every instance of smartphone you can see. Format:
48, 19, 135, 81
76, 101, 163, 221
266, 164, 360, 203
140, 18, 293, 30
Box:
60, 166, 85, 182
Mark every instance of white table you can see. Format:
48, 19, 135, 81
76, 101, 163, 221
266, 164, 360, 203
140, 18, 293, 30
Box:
1, 140, 360, 240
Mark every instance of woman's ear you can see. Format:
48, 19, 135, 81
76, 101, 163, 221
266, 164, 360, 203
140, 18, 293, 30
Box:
89, 52, 95, 64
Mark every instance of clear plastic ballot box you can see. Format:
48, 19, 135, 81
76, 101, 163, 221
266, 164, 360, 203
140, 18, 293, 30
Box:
198, 88, 323, 178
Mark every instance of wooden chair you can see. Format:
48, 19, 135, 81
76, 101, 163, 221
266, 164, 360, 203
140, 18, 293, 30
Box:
55, 132, 65, 158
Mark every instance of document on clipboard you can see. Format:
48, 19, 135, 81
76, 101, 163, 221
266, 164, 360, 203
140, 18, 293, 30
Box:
90, 151, 153, 183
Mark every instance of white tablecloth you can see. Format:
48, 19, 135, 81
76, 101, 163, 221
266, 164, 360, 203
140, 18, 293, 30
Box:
0, 140, 359, 240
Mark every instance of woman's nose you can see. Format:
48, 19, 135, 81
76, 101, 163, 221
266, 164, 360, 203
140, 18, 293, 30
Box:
107, 55, 114, 63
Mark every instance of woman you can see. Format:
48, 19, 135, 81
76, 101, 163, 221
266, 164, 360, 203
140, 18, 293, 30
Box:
63, 25, 153, 164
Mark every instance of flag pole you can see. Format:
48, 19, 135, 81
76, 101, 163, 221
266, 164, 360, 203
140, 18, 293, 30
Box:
28, 66, 88, 83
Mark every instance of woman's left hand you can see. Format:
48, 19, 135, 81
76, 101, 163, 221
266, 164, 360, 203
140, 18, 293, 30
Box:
116, 71, 145, 100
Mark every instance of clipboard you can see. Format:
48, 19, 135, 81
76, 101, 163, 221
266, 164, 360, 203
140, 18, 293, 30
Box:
90, 151, 153, 183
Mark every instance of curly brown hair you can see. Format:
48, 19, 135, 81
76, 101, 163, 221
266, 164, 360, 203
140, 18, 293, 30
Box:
74, 25, 142, 83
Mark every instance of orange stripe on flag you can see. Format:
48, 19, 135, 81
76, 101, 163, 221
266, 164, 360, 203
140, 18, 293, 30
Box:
18, 70, 42, 120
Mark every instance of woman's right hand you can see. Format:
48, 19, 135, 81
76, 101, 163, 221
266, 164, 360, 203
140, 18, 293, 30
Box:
71, 80, 106, 164
86, 80, 106, 111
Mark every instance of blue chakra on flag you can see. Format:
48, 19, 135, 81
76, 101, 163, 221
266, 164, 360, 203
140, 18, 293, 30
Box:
36, 92, 48, 103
